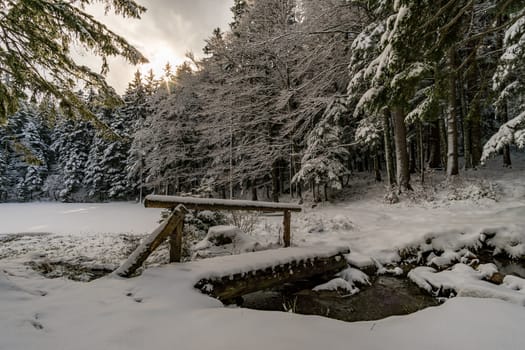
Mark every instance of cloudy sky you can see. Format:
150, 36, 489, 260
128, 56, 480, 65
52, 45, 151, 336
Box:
79, 0, 233, 93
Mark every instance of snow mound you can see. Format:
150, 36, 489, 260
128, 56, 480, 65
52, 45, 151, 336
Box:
192, 225, 270, 259
337, 267, 371, 286
313, 277, 359, 295
408, 264, 525, 305
503, 275, 525, 293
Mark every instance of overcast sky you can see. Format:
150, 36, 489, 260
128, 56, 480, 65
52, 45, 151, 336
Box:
79, 0, 233, 93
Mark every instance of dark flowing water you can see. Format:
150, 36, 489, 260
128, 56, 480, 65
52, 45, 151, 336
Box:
242, 275, 440, 322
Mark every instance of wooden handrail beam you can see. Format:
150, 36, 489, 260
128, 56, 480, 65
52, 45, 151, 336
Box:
144, 195, 302, 213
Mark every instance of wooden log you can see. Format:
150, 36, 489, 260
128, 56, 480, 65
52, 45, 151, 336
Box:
194, 252, 348, 302
169, 218, 184, 263
115, 205, 187, 277
283, 210, 291, 247
144, 195, 302, 213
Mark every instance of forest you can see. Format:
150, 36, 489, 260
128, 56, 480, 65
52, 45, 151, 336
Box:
1, 0, 524, 203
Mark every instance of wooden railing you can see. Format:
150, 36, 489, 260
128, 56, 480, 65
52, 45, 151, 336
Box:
116, 205, 187, 277
144, 195, 302, 259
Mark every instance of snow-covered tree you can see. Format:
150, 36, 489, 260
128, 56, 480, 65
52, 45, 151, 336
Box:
293, 97, 349, 201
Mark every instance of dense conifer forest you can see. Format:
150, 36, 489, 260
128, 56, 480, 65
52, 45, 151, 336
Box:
1, 0, 524, 203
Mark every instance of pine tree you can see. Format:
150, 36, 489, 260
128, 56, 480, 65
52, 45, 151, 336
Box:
293, 97, 349, 201
51, 118, 93, 202
0, 0, 147, 123
123, 71, 149, 200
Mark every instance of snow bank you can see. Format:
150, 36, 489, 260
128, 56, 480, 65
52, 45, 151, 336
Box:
408, 264, 525, 305
2, 264, 525, 350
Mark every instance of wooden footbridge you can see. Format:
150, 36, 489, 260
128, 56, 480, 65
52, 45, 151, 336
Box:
116, 195, 350, 303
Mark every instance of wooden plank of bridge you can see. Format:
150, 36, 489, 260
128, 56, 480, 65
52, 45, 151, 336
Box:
193, 247, 350, 303
115, 205, 187, 277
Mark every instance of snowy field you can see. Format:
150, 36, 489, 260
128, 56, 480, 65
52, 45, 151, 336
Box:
1, 155, 525, 349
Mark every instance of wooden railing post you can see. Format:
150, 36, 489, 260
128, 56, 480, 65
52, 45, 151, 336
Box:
283, 210, 291, 247
170, 218, 184, 263
115, 205, 187, 277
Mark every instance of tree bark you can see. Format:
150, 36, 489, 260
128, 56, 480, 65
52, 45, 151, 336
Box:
409, 137, 417, 174
502, 104, 512, 167
382, 108, 396, 187
470, 103, 482, 168
460, 73, 472, 169
417, 121, 425, 184
374, 149, 382, 182
428, 120, 442, 169
447, 47, 459, 176
271, 160, 280, 202
251, 179, 258, 201
392, 106, 411, 190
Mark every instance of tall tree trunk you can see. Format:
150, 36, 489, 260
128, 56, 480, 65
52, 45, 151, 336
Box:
495, 15, 512, 167
502, 104, 512, 167
409, 137, 417, 174
439, 117, 447, 169
382, 108, 396, 187
392, 106, 411, 190
271, 160, 280, 202
460, 74, 472, 169
418, 121, 425, 184
470, 102, 482, 168
447, 47, 459, 176
428, 120, 442, 168
251, 179, 258, 201
374, 149, 382, 182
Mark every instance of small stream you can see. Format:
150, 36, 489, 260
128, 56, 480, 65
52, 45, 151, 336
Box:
242, 275, 439, 322
241, 258, 525, 323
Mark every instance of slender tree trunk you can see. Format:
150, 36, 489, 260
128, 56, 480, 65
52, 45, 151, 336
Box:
271, 160, 280, 202
374, 149, 382, 182
470, 103, 482, 168
409, 137, 417, 174
418, 121, 425, 184
447, 47, 459, 176
428, 120, 442, 168
460, 73, 472, 169
251, 179, 258, 201
382, 108, 396, 187
392, 106, 411, 190
470, 58, 482, 168
495, 15, 512, 167
502, 104, 512, 167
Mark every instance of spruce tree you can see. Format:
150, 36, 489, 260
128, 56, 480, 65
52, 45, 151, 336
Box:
0, 0, 147, 123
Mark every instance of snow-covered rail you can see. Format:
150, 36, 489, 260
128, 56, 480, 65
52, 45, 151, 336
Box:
144, 195, 302, 248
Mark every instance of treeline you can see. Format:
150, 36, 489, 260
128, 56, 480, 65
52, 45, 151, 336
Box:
0, 79, 153, 202
2, 0, 525, 203
136, 0, 525, 201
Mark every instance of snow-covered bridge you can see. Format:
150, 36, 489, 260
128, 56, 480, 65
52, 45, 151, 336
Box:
116, 198, 348, 303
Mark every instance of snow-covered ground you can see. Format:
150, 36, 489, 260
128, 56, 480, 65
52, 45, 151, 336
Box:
1, 154, 525, 349
0, 202, 162, 236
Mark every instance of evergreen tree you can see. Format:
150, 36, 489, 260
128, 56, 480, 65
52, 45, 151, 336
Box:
123, 71, 149, 200
293, 97, 349, 201
51, 118, 93, 202
0, 0, 147, 123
